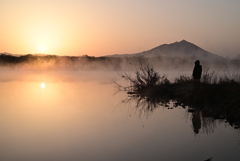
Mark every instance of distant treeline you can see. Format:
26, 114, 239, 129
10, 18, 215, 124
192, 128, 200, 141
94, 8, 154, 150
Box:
0, 54, 115, 70
0, 53, 239, 71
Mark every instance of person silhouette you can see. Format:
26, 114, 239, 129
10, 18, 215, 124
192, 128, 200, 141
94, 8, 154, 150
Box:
192, 60, 202, 86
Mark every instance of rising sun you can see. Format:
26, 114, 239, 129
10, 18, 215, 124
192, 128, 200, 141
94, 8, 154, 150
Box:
41, 82, 46, 88
40, 46, 46, 52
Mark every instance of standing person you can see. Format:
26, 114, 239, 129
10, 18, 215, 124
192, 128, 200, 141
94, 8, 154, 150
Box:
192, 60, 202, 86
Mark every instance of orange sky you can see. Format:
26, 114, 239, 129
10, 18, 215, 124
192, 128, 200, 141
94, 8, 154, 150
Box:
1, 0, 240, 57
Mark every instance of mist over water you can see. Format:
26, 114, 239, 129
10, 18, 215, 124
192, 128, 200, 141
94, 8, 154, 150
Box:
0, 55, 240, 161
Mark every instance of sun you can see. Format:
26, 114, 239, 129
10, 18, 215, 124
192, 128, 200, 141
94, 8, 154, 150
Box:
41, 82, 46, 88
40, 46, 46, 52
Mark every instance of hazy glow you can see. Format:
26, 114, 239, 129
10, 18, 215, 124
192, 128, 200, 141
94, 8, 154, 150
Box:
40, 46, 46, 52
41, 82, 46, 88
0, 0, 240, 57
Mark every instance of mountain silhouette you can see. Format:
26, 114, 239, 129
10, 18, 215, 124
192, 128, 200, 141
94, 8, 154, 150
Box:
109, 40, 224, 61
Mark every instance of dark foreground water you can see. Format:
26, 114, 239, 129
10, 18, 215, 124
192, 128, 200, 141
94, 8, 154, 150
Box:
0, 71, 239, 161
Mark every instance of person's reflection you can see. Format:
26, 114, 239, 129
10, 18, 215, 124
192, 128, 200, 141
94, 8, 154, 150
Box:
192, 111, 201, 134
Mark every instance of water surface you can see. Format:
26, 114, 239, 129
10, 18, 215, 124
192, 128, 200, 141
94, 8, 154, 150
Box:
0, 71, 239, 161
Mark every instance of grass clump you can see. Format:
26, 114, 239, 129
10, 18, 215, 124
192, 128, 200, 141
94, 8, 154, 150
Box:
115, 57, 240, 127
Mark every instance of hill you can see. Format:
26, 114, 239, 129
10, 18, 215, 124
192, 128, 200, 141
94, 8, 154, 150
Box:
108, 40, 224, 61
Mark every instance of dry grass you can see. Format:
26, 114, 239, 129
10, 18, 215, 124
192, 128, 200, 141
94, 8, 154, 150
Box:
116, 58, 240, 126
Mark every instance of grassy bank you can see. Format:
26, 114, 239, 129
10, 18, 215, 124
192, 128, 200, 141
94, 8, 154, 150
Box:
116, 57, 240, 128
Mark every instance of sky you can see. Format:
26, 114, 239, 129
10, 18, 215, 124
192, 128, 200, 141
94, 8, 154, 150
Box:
1, 0, 240, 57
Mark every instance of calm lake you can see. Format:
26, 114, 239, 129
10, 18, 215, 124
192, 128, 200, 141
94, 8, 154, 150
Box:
0, 71, 239, 161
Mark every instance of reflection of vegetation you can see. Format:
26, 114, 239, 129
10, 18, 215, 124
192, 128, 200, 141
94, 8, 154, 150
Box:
188, 108, 223, 135
120, 94, 170, 118
116, 57, 240, 134
121, 93, 235, 135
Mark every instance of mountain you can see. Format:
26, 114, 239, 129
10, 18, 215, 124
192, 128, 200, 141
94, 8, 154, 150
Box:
108, 40, 224, 61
